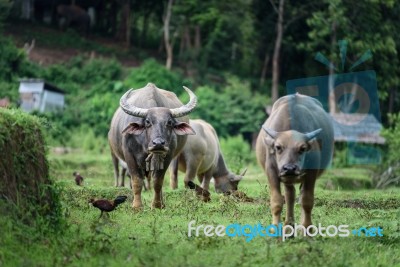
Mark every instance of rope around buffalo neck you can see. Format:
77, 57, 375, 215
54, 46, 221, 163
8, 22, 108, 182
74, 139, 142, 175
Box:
145, 152, 166, 172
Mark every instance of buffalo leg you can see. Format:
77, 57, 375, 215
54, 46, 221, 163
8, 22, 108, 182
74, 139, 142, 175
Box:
183, 166, 198, 188
144, 173, 151, 191
152, 169, 167, 209
284, 184, 295, 226
120, 167, 126, 187
267, 167, 283, 226
169, 157, 179, 189
197, 173, 204, 184
300, 174, 317, 229
184, 155, 203, 188
131, 175, 144, 209
200, 171, 212, 192
111, 151, 120, 187
124, 155, 143, 209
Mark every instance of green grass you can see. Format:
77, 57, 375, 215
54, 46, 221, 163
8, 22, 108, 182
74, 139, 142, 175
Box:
1, 151, 400, 267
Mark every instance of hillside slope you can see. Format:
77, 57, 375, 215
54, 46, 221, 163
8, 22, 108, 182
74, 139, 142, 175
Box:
5, 22, 142, 67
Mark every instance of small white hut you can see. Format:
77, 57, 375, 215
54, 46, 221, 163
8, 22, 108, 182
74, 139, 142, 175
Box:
19, 79, 65, 113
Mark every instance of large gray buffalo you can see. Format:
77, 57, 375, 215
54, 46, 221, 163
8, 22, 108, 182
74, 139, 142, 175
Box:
108, 83, 197, 209
170, 119, 246, 194
256, 93, 334, 229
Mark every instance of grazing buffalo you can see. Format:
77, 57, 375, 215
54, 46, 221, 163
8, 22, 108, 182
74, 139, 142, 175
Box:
256, 93, 334, 229
57, 4, 90, 35
108, 83, 197, 209
170, 119, 246, 194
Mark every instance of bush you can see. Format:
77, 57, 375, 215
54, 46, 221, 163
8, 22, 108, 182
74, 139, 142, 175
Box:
0, 81, 19, 103
332, 143, 349, 168
0, 36, 34, 82
78, 91, 120, 137
42, 56, 123, 94
34, 56, 124, 150
124, 59, 191, 94
219, 135, 254, 172
67, 126, 109, 153
0, 0, 11, 27
0, 109, 62, 228
189, 75, 268, 138
382, 113, 400, 165
375, 113, 400, 188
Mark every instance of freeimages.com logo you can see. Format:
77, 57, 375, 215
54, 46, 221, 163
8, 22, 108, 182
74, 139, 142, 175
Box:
188, 221, 383, 242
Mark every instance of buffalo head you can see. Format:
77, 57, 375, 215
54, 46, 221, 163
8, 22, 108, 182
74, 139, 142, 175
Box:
216, 168, 247, 193
120, 86, 197, 154
262, 126, 322, 183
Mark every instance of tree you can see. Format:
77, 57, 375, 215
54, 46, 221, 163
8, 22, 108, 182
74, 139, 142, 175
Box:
302, 0, 399, 118
115, 0, 131, 47
270, 0, 285, 102
163, 0, 174, 70
256, 0, 314, 98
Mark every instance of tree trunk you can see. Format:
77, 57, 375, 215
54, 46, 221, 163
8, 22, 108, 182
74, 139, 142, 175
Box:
126, 2, 131, 47
140, 12, 150, 47
179, 28, 185, 58
271, 0, 285, 102
329, 21, 337, 114
163, 0, 174, 70
184, 24, 192, 50
194, 25, 201, 56
260, 52, 270, 86
116, 0, 131, 47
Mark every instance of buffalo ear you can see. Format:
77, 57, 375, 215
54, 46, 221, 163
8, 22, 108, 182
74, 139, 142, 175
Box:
122, 123, 145, 135
173, 122, 196, 135
263, 137, 275, 154
306, 137, 321, 149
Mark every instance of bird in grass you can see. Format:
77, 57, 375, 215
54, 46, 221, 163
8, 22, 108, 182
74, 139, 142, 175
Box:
89, 195, 128, 218
73, 171, 84, 186
187, 181, 211, 202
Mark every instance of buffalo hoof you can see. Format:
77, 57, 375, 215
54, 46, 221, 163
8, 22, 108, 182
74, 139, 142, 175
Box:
201, 195, 211, 202
302, 223, 315, 236
284, 221, 295, 239
151, 201, 165, 209
132, 201, 143, 211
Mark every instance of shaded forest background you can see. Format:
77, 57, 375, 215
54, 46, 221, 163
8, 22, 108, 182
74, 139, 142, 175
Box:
0, 0, 400, 175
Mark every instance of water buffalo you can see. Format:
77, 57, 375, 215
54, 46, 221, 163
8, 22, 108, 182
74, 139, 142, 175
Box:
170, 119, 246, 194
108, 83, 197, 209
256, 93, 334, 229
57, 4, 90, 35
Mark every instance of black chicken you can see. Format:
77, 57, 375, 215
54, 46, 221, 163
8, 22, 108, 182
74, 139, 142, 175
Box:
73, 171, 84, 186
89, 195, 128, 218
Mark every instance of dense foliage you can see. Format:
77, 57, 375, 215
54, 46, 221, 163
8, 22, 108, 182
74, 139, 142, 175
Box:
124, 59, 191, 94
189, 76, 266, 138
382, 113, 400, 165
0, 0, 399, 177
0, 109, 63, 229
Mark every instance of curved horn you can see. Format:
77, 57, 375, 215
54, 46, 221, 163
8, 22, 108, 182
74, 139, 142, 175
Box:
230, 175, 243, 182
170, 86, 197, 118
262, 126, 278, 139
120, 89, 149, 118
305, 128, 322, 141
240, 168, 248, 176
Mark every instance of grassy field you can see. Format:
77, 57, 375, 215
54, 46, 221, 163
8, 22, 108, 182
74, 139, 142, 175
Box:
1, 151, 400, 267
